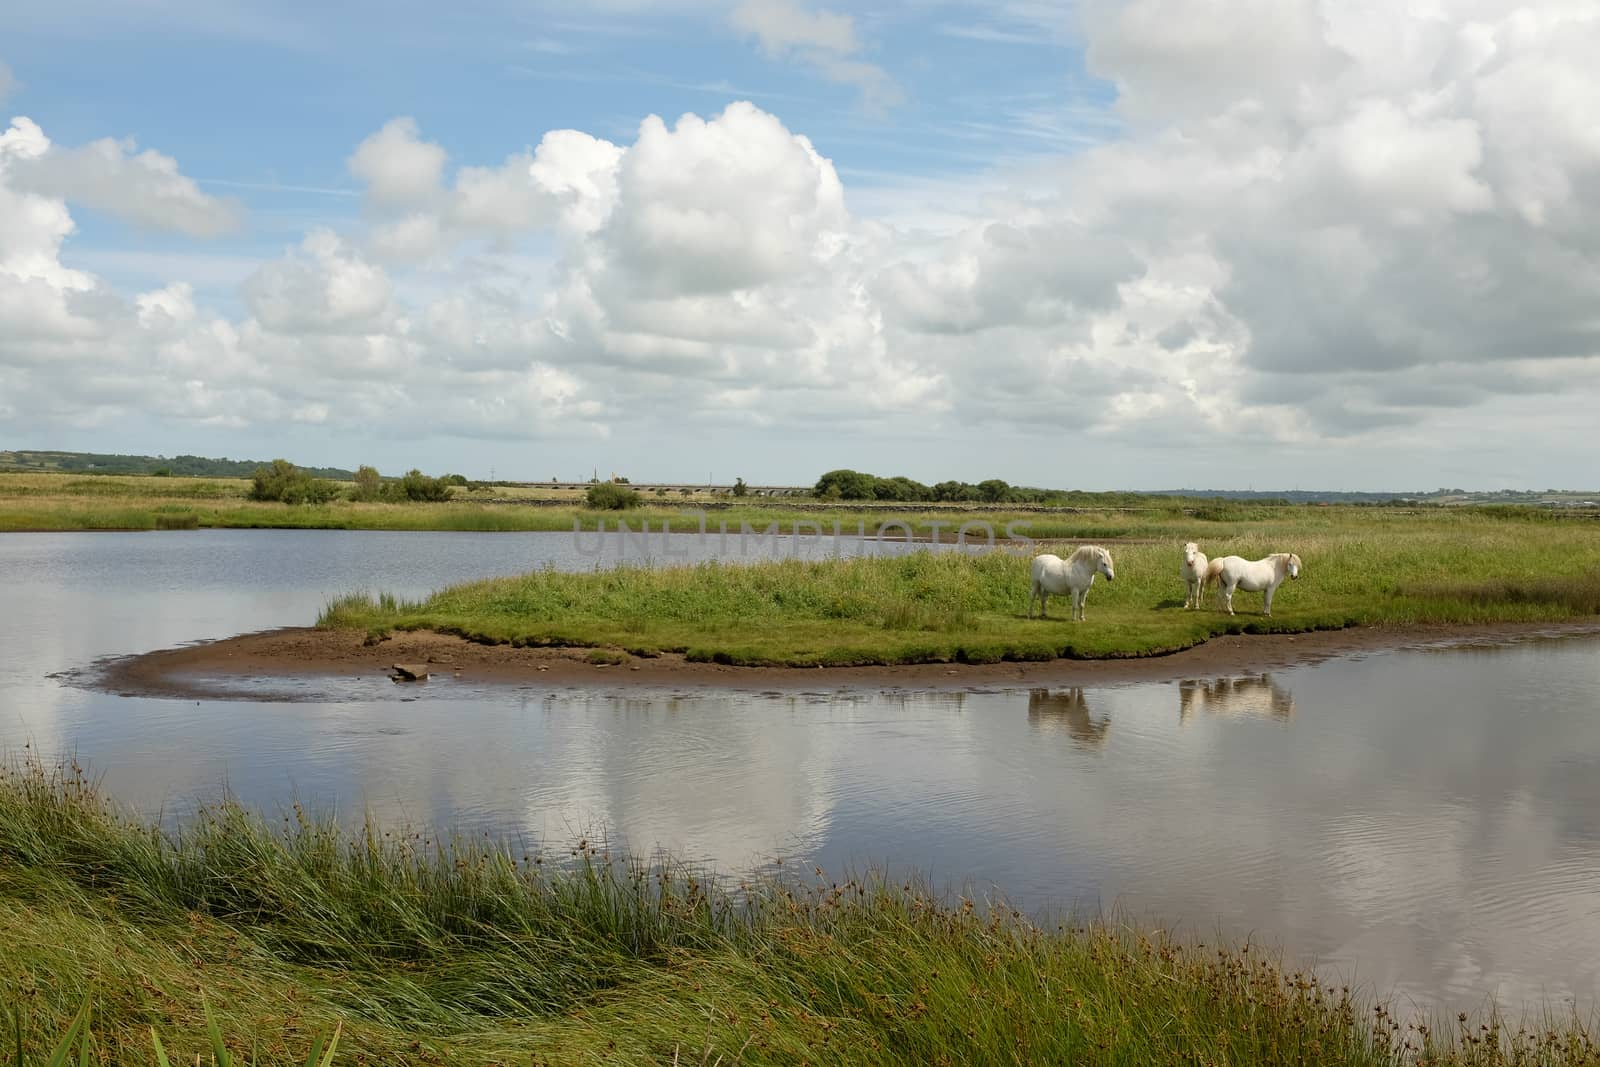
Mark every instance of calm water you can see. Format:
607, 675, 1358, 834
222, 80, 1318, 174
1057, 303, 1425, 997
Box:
3, 530, 1600, 1011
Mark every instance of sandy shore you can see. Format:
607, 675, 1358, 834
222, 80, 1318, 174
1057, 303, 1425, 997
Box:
90, 619, 1600, 700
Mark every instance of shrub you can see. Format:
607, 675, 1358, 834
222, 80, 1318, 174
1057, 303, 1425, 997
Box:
350, 464, 383, 502
733, 477, 749, 497
392, 470, 454, 502
249, 459, 339, 505
585, 482, 641, 510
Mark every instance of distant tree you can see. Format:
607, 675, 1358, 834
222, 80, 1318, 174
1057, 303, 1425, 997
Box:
350, 465, 383, 502
586, 482, 641, 510
976, 478, 1012, 504
733, 477, 749, 497
152, 466, 172, 477
814, 469, 876, 500
442, 473, 469, 486
392, 470, 454, 502
931, 480, 976, 502
873, 476, 931, 502
249, 459, 339, 505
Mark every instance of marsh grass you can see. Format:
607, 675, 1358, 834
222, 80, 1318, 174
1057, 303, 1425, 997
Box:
1404, 574, 1600, 615
317, 510, 1600, 666
4, 758, 1595, 1066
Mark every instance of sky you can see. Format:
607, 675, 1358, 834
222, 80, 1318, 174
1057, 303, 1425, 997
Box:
2, 0, 1599, 491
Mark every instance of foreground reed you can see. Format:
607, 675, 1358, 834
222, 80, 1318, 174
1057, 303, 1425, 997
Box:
2, 759, 1596, 1065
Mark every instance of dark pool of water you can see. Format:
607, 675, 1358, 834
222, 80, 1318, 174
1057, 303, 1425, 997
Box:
2, 529, 1599, 1011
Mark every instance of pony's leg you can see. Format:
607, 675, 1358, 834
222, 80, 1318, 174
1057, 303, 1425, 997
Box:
1263, 584, 1274, 616
1224, 582, 1235, 615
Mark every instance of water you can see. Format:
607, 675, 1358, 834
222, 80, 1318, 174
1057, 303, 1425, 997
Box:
3, 530, 1600, 1011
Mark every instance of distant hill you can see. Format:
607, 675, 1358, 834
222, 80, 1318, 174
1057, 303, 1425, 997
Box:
0, 450, 356, 481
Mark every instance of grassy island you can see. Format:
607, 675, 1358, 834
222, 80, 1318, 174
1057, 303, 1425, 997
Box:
319, 508, 1600, 667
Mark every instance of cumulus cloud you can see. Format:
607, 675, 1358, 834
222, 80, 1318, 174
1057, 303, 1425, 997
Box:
760, 0, 1597, 452
0, 115, 606, 443
2, 117, 240, 236
350, 122, 624, 261
347, 117, 447, 207
243, 230, 396, 335
731, 0, 902, 111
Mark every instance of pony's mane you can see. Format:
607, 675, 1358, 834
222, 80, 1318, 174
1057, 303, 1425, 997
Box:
1068, 545, 1107, 565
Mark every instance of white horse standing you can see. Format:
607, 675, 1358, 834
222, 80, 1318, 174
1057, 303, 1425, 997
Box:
1180, 542, 1208, 610
1029, 546, 1115, 621
1212, 553, 1302, 616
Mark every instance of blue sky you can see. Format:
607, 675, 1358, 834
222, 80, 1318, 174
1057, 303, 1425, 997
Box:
3, 1, 1600, 490
8, 0, 1108, 283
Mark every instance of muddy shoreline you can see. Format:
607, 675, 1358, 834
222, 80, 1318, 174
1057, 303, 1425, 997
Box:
92, 620, 1600, 701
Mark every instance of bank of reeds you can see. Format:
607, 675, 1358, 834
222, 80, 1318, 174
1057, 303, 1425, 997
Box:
4, 759, 1596, 1065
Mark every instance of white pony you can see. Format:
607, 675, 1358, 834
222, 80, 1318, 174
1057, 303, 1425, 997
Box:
1180, 542, 1208, 610
1211, 553, 1302, 616
1029, 546, 1115, 621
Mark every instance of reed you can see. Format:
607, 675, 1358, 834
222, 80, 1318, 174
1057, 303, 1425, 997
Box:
4, 758, 1593, 1065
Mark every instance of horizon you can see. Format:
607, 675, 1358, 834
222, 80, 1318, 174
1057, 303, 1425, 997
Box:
4, 3, 1600, 491
6, 446, 1598, 498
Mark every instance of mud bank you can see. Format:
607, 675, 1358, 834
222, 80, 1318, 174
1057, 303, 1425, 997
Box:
93, 620, 1600, 700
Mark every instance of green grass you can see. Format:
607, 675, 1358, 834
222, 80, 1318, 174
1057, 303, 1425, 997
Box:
316, 509, 1600, 667
3, 759, 1596, 1066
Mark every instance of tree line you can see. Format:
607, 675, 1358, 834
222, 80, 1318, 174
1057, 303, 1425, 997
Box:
813, 469, 1094, 505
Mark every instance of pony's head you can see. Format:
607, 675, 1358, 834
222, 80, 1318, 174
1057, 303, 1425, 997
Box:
1097, 546, 1116, 581
1183, 541, 1200, 566
1285, 553, 1302, 579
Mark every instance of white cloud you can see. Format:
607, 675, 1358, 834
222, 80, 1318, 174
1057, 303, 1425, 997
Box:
347, 117, 447, 207
595, 102, 847, 297
730, 0, 901, 111
2, 116, 241, 237
243, 229, 396, 334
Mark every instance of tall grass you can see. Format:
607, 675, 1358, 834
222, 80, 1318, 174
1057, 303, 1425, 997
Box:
4, 758, 1594, 1065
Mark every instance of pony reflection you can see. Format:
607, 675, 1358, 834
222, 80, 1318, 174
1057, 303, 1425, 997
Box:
1027, 688, 1111, 750
1178, 674, 1295, 723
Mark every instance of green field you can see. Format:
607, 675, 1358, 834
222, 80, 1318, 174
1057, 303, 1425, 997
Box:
3, 759, 1594, 1066
321, 507, 1600, 666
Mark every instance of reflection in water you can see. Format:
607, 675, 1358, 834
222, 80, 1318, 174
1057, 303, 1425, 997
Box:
1027, 688, 1110, 750
1179, 674, 1296, 723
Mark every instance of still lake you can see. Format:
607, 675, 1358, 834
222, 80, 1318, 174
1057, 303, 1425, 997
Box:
2, 529, 1598, 1012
